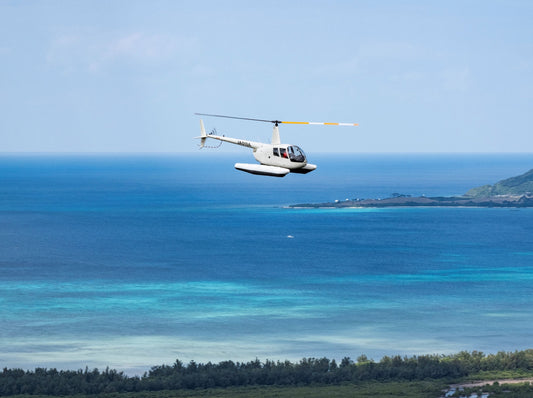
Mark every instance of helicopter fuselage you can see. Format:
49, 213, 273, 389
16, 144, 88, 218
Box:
197, 119, 317, 177
199, 133, 316, 176
253, 143, 307, 170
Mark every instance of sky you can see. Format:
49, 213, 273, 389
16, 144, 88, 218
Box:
1, 0, 532, 153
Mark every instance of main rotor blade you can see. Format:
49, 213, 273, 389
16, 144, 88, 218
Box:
195, 113, 358, 126
194, 113, 277, 124
281, 121, 359, 126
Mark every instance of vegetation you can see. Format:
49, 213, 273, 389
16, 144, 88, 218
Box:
453, 381, 533, 398
465, 168, 533, 197
4, 381, 447, 398
2, 350, 533, 396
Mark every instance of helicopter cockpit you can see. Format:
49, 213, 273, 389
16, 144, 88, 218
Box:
273, 145, 306, 163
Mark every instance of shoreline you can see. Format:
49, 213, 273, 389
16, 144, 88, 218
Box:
290, 194, 533, 209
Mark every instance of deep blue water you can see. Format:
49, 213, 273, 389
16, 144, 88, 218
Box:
1, 153, 533, 374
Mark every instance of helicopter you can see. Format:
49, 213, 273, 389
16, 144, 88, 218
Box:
195, 113, 358, 177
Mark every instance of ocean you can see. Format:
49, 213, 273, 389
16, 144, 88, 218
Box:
1, 153, 533, 375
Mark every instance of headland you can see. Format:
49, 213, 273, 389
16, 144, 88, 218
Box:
291, 168, 533, 208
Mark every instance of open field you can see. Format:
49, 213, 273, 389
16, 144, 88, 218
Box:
5, 380, 447, 398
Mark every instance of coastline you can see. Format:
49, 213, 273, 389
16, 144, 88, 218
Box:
290, 194, 533, 209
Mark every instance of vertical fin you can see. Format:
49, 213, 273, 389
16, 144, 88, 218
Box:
199, 119, 207, 148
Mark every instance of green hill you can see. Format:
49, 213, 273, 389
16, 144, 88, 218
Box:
465, 168, 533, 197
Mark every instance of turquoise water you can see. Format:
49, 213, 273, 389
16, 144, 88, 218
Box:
1, 154, 533, 374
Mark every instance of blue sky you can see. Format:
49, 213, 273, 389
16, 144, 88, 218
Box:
1, 0, 532, 153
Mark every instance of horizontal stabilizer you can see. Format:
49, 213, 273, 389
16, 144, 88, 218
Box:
235, 163, 290, 177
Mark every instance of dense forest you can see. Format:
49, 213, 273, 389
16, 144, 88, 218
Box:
1, 350, 533, 396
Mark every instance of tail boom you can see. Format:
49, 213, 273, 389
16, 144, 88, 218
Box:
196, 119, 262, 149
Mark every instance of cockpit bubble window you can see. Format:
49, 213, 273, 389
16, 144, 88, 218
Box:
273, 147, 279, 157
288, 146, 306, 162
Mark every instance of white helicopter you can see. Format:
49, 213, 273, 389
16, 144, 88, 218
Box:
195, 113, 358, 177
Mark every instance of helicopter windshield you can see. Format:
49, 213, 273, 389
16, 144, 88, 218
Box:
288, 146, 306, 162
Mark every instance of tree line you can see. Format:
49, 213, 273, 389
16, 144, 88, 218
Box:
1, 350, 533, 396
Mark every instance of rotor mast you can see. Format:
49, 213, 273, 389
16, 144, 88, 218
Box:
272, 124, 281, 145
